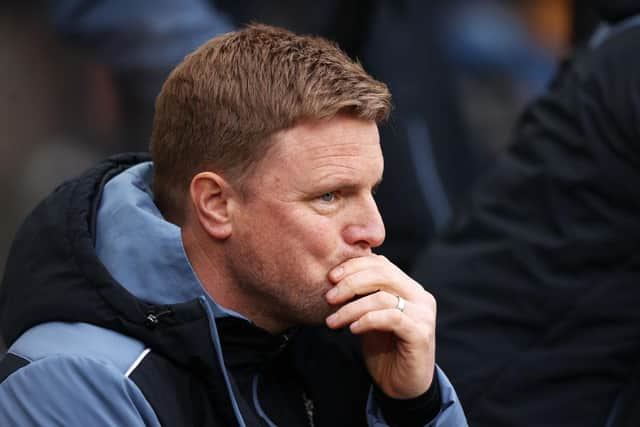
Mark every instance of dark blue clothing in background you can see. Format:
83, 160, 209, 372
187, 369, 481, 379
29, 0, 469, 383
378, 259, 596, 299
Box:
413, 13, 640, 427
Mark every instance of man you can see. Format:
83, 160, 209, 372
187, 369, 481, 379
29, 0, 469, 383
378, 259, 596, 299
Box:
0, 25, 466, 426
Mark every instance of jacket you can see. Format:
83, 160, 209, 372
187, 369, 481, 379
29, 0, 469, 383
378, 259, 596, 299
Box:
412, 14, 640, 427
0, 154, 467, 426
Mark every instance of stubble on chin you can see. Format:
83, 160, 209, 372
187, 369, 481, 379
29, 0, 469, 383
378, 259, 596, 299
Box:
230, 260, 335, 329
295, 287, 336, 325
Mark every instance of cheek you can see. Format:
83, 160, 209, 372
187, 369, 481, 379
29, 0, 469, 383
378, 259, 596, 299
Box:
295, 215, 342, 259
254, 202, 344, 261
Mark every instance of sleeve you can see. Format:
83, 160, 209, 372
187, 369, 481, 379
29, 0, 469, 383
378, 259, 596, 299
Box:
365, 365, 468, 427
0, 354, 161, 427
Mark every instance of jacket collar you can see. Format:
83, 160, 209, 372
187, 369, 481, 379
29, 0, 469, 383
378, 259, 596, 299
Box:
0, 153, 229, 378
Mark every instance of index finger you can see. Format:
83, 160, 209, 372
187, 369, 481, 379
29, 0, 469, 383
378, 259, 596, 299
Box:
328, 254, 386, 283
326, 255, 424, 305
325, 268, 390, 305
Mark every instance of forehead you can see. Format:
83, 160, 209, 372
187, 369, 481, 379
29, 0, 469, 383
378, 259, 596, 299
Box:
256, 115, 383, 185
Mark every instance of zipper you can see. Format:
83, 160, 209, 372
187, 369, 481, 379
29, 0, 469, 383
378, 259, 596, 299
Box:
253, 373, 316, 427
302, 391, 316, 427
144, 307, 174, 328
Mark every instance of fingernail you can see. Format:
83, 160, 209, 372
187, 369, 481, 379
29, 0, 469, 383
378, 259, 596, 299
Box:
330, 266, 344, 281
349, 320, 360, 332
326, 313, 338, 327
326, 287, 338, 300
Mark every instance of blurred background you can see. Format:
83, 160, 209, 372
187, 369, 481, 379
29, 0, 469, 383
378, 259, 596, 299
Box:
0, 0, 598, 279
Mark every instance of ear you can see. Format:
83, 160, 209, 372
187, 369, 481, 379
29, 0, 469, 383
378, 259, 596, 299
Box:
189, 171, 234, 240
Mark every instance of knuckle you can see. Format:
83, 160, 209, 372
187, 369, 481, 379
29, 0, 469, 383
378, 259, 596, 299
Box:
374, 254, 394, 271
376, 291, 390, 305
418, 290, 436, 308
341, 276, 355, 295
358, 311, 374, 327
420, 317, 436, 337
352, 298, 370, 316
412, 278, 427, 292
336, 305, 351, 320
391, 309, 404, 324
368, 310, 384, 324
409, 320, 433, 346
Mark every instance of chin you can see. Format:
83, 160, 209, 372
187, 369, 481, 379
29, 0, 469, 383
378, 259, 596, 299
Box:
295, 300, 334, 326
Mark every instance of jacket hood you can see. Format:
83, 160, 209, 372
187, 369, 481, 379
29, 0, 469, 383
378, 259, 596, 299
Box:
1, 153, 224, 373
93, 160, 243, 319
94, 160, 202, 306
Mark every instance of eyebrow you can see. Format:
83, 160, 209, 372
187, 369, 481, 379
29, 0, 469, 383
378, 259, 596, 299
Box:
316, 176, 383, 193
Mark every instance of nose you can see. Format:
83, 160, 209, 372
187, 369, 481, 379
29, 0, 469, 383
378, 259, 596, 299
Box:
342, 195, 386, 251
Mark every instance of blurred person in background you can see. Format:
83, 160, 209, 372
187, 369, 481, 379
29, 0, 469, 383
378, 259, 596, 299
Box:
48, 0, 234, 152
413, 2, 640, 426
0, 0, 233, 288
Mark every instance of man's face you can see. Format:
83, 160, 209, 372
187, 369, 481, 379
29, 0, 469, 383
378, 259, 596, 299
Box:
225, 114, 385, 330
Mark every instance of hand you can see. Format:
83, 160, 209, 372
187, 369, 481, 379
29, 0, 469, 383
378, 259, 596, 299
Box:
325, 254, 436, 399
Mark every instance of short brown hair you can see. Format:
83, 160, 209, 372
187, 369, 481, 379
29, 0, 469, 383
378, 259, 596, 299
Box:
150, 24, 391, 222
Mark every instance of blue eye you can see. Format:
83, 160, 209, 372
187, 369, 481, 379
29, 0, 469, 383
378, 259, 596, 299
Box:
320, 192, 335, 202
